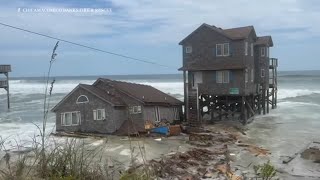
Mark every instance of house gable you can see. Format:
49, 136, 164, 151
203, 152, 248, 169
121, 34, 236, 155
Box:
179, 23, 232, 45
51, 84, 117, 112
255, 36, 273, 47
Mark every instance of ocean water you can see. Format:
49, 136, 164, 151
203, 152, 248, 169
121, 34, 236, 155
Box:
1, 71, 320, 168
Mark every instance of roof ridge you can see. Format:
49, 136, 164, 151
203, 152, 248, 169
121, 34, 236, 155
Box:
112, 79, 153, 88
223, 25, 254, 30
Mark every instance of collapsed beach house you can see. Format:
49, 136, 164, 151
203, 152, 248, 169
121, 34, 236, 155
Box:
179, 23, 278, 125
52, 78, 182, 135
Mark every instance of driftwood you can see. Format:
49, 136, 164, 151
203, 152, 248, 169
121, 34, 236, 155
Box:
282, 141, 315, 164
237, 143, 270, 156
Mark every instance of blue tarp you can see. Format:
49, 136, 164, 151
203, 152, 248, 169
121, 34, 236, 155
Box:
150, 126, 169, 135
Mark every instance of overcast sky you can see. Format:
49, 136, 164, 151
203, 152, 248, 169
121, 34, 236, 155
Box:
0, 0, 319, 77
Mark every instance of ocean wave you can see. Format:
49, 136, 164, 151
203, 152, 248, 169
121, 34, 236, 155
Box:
1, 80, 184, 96
278, 89, 320, 99
278, 101, 320, 107
279, 74, 320, 78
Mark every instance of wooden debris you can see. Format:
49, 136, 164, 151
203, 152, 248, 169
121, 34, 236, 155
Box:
237, 143, 270, 156
169, 125, 182, 136
148, 148, 230, 179
189, 132, 237, 147
283, 141, 314, 164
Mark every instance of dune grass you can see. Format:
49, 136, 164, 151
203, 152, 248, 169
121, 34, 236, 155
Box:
0, 41, 152, 180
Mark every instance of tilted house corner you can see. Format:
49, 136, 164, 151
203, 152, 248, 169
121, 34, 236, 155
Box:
52, 78, 183, 135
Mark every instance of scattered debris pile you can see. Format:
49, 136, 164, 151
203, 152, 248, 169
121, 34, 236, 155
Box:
148, 148, 242, 179
129, 131, 245, 179
236, 143, 271, 156
188, 132, 237, 147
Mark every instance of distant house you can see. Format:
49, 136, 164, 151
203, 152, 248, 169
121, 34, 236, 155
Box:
52, 78, 183, 135
179, 23, 278, 125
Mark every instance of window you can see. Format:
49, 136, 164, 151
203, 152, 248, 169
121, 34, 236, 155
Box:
223, 43, 229, 56
173, 107, 179, 120
251, 69, 254, 82
185, 46, 192, 53
261, 47, 265, 57
129, 106, 142, 114
216, 70, 230, 83
216, 43, 229, 56
76, 95, 89, 104
266, 47, 269, 57
93, 109, 106, 120
261, 69, 265, 77
245, 42, 248, 56
251, 43, 254, 56
61, 111, 80, 126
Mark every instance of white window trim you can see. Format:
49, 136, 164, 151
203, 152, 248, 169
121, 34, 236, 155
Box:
155, 106, 160, 122
130, 106, 142, 114
186, 46, 192, 53
216, 43, 229, 57
261, 69, 265, 77
216, 70, 230, 84
61, 111, 80, 126
76, 95, 89, 104
261, 47, 265, 57
173, 107, 179, 120
251, 43, 254, 56
245, 42, 248, 56
93, 109, 106, 120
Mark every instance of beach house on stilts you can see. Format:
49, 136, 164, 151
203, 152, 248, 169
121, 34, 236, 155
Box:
179, 24, 278, 125
0, 65, 11, 109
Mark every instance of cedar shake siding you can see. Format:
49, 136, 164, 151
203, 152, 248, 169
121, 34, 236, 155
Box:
179, 23, 277, 125
54, 85, 126, 134
52, 79, 183, 135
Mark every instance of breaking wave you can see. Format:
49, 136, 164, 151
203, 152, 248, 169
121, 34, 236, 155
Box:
278, 89, 320, 100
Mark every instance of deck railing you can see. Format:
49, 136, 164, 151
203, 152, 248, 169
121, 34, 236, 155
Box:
269, 58, 278, 68
0, 80, 8, 87
0, 65, 11, 73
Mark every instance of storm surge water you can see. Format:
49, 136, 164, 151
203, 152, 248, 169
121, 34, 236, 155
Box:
1, 71, 320, 158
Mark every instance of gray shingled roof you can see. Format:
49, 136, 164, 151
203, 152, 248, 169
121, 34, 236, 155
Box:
222, 26, 254, 39
79, 84, 125, 106
96, 78, 183, 105
255, 36, 273, 47
179, 23, 256, 45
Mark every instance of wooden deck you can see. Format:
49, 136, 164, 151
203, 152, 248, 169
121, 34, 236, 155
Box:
0, 80, 8, 88
0, 64, 11, 109
269, 58, 278, 69
0, 65, 11, 73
